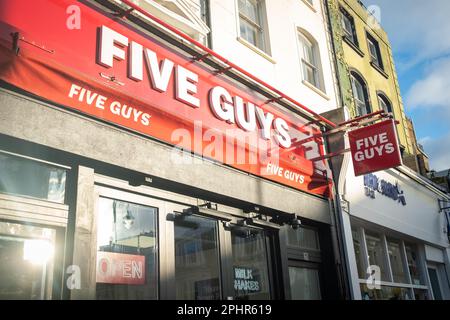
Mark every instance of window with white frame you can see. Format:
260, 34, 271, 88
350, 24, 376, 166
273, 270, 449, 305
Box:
350, 71, 371, 116
352, 226, 431, 300
238, 0, 268, 52
298, 31, 324, 91
377, 93, 393, 114
303, 0, 314, 7
366, 32, 384, 70
340, 8, 358, 46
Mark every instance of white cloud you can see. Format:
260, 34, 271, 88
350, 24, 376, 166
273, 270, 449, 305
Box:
421, 132, 450, 171
365, 0, 450, 69
405, 57, 450, 109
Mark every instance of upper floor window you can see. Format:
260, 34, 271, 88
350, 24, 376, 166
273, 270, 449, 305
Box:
303, 0, 314, 8
350, 71, 371, 116
366, 32, 383, 70
340, 8, 358, 46
377, 92, 392, 114
238, 0, 269, 53
298, 30, 324, 91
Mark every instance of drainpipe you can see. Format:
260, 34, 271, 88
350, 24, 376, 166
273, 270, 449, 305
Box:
323, 0, 354, 300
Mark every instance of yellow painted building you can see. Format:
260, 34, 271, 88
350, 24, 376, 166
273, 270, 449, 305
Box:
327, 0, 415, 163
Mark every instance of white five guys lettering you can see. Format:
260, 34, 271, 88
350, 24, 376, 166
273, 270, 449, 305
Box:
97, 25, 292, 148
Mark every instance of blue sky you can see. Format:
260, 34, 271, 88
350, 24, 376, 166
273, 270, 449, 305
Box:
361, 0, 450, 171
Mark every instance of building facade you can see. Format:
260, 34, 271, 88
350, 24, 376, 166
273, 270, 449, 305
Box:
325, 0, 450, 300
0, 0, 345, 300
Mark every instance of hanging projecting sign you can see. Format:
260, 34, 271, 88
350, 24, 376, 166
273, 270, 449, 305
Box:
0, 0, 331, 197
349, 119, 402, 176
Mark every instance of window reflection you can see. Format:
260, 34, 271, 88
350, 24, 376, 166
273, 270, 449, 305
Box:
365, 232, 389, 282
289, 267, 321, 300
174, 215, 220, 300
0, 221, 56, 299
96, 198, 158, 300
387, 239, 407, 283
360, 284, 412, 300
231, 227, 270, 300
286, 226, 320, 251
352, 229, 365, 279
0, 153, 66, 203
405, 244, 423, 285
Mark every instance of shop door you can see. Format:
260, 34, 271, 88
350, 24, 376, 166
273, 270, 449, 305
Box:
94, 186, 166, 300
171, 211, 275, 300
0, 220, 58, 299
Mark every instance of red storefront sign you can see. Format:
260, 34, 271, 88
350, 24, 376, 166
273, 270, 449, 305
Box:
349, 119, 402, 176
0, 0, 331, 197
96, 252, 146, 285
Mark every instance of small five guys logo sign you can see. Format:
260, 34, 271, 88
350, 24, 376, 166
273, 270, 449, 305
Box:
349, 119, 402, 176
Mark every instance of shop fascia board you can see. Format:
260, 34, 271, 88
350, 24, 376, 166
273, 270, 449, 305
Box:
103, 0, 336, 130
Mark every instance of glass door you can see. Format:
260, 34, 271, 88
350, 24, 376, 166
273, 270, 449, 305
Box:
288, 261, 322, 300
94, 186, 168, 300
230, 226, 271, 300
170, 209, 275, 300
174, 214, 221, 300
0, 220, 57, 299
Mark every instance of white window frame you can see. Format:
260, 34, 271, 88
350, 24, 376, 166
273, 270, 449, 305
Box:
297, 30, 325, 93
350, 73, 370, 116
367, 34, 383, 69
341, 9, 357, 44
352, 225, 433, 300
236, 0, 271, 55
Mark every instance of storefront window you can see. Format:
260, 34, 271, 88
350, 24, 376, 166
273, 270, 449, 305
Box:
231, 227, 271, 300
405, 244, 423, 285
0, 152, 66, 203
289, 267, 321, 300
352, 228, 365, 279
0, 220, 56, 299
96, 198, 158, 300
286, 226, 320, 250
174, 215, 221, 300
414, 289, 430, 300
387, 239, 407, 283
365, 232, 389, 281
360, 284, 412, 300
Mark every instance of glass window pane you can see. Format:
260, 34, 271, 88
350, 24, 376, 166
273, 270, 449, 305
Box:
239, 0, 259, 23
96, 198, 158, 300
232, 227, 270, 300
0, 153, 66, 203
365, 233, 389, 281
286, 226, 320, 250
341, 13, 355, 43
289, 267, 321, 300
0, 221, 56, 299
352, 229, 365, 279
300, 37, 314, 64
360, 284, 412, 300
405, 244, 423, 285
175, 215, 220, 300
351, 75, 370, 116
240, 18, 260, 47
303, 63, 317, 86
428, 268, 443, 300
414, 289, 430, 300
378, 95, 392, 113
387, 239, 407, 283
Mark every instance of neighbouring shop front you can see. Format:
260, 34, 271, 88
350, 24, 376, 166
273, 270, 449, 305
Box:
341, 163, 450, 300
0, 0, 342, 300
